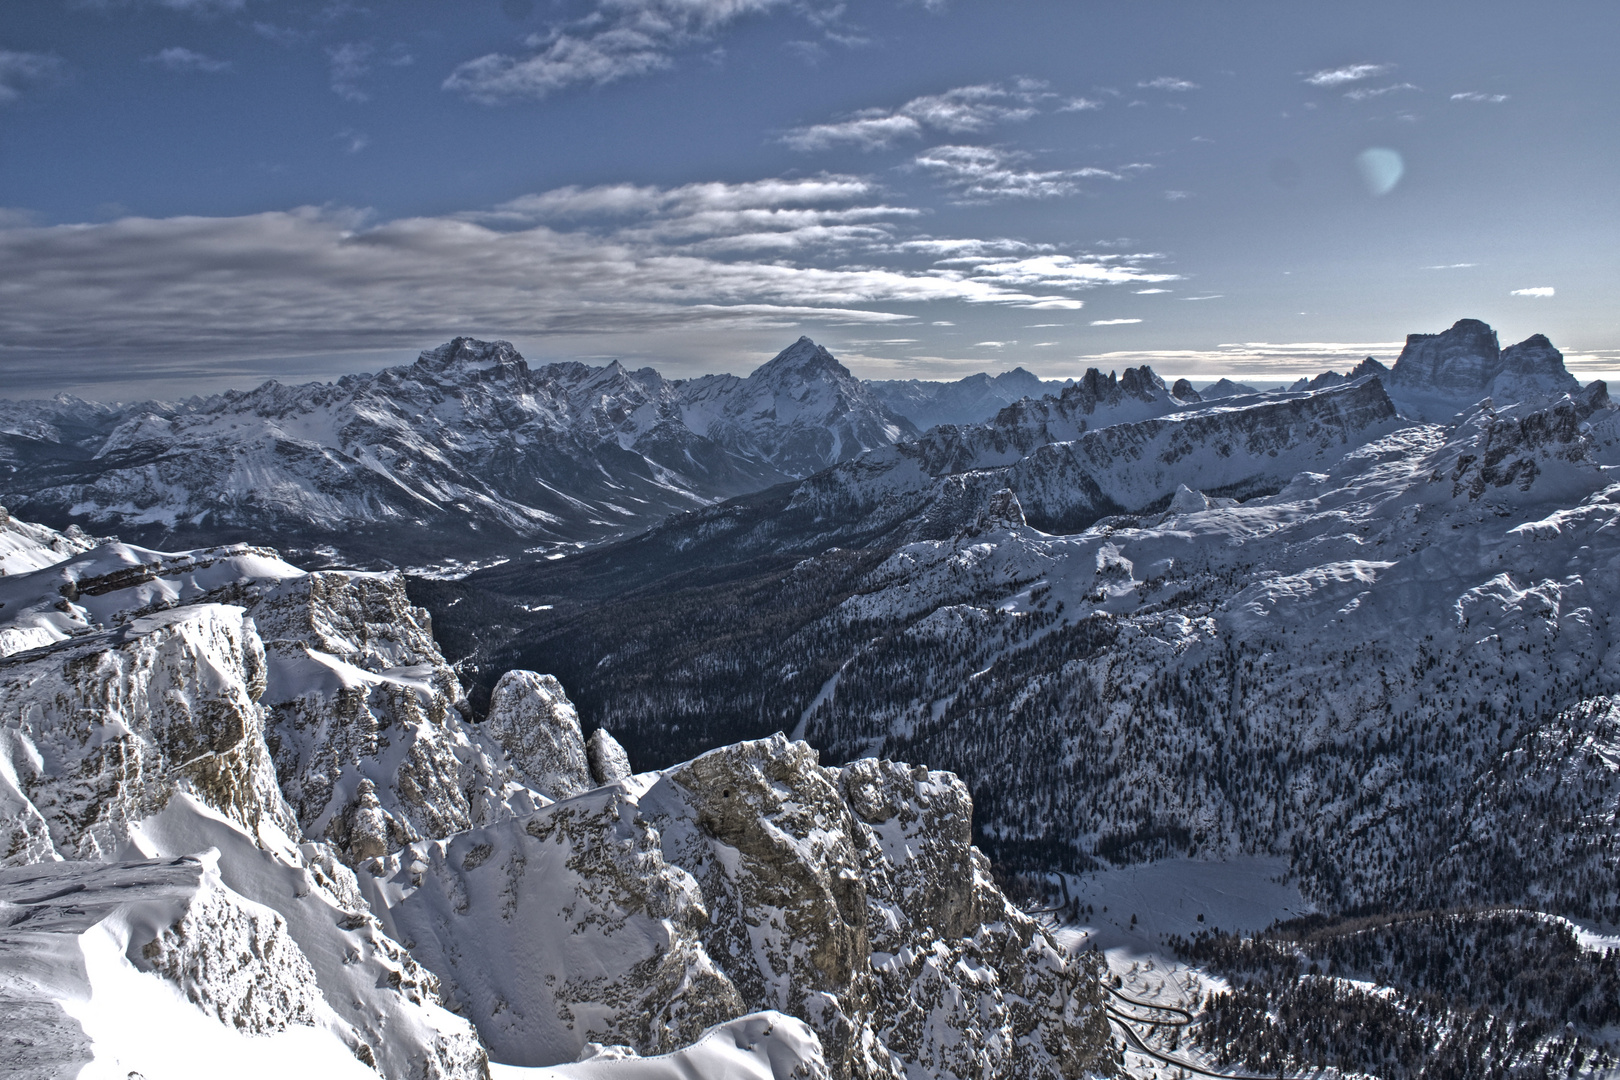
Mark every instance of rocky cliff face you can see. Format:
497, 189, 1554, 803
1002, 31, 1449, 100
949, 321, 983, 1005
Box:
1387, 318, 1582, 417
378, 734, 1113, 1080
0, 511, 1111, 1080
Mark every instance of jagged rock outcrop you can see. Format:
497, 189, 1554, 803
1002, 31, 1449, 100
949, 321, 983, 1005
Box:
2, 511, 1104, 1080
1388, 318, 1580, 416
482, 669, 592, 799
0, 603, 298, 863
250, 570, 536, 863
587, 727, 634, 786
379, 734, 1115, 1080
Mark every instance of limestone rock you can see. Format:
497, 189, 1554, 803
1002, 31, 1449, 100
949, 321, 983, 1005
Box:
587, 727, 634, 786
483, 669, 592, 800
0, 604, 298, 864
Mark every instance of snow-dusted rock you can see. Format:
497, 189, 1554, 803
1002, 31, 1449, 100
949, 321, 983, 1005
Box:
0, 603, 298, 864
0, 504, 99, 578
1387, 318, 1580, 417
679, 338, 917, 478
587, 727, 634, 786
250, 569, 534, 863
0, 854, 363, 1080
483, 669, 592, 800
380, 734, 1114, 1080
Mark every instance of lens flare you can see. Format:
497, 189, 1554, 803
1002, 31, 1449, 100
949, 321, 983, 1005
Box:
1357, 147, 1404, 196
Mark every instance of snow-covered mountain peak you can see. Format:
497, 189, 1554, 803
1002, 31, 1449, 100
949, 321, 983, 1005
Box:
1387, 318, 1579, 417
750, 335, 847, 383
411, 336, 529, 377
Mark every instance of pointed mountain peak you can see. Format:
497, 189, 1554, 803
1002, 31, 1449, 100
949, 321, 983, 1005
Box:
753, 336, 849, 381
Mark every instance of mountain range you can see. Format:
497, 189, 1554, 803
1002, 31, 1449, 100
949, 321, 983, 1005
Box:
0, 337, 918, 568
3, 316, 1615, 1079
0, 508, 1114, 1080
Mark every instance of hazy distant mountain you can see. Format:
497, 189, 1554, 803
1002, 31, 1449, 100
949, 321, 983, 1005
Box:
867, 367, 1072, 429
0, 336, 914, 566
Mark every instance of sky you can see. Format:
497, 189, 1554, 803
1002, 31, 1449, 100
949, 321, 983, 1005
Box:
1, 0, 1617, 399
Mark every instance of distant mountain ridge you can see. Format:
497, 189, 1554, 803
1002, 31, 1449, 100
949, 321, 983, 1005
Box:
0, 319, 1595, 568
867, 367, 1072, 429
0, 336, 915, 566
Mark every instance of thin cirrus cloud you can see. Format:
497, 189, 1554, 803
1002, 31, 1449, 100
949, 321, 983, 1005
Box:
1511, 287, 1555, 298
1090, 318, 1141, 325
1304, 63, 1392, 87
1343, 83, 1420, 102
328, 42, 414, 102
444, 0, 787, 103
781, 82, 1047, 152
471, 176, 919, 253
912, 145, 1121, 202
145, 47, 233, 73
1138, 76, 1198, 91
0, 49, 64, 104
0, 177, 1178, 369
1451, 91, 1509, 103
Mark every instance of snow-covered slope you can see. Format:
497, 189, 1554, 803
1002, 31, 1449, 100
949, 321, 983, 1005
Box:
496, 377, 1620, 926
868, 368, 1072, 430
0, 337, 912, 566
0, 502, 99, 577
0, 509, 1112, 1080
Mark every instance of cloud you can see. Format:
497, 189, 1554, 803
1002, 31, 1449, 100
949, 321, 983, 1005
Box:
782, 82, 1044, 152
1090, 318, 1141, 325
1059, 97, 1103, 111
1163, 190, 1191, 201
328, 42, 373, 100
336, 128, 369, 153
0, 50, 64, 104
933, 251, 1177, 292
912, 145, 1120, 202
1304, 63, 1391, 87
444, 0, 787, 103
1079, 339, 1405, 381
253, 22, 307, 45
1451, 91, 1508, 103
1138, 76, 1198, 91
1134, 288, 1171, 294
1511, 286, 1554, 298
1343, 83, 1419, 101
0, 181, 1165, 370
1422, 263, 1476, 270
473, 176, 919, 253
146, 46, 233, 73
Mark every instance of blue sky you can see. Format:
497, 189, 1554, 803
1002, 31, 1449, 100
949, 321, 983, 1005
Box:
2, 0, 1617, 397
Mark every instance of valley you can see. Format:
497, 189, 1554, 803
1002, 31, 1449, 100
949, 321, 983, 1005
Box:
3, 318, 1617, 1079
